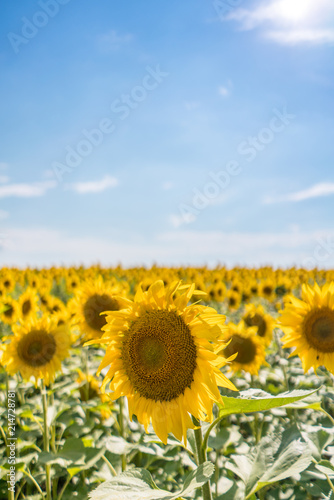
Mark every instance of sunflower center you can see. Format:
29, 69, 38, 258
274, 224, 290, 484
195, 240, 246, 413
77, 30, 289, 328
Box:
22, 300, 31, 315
83, 294, 119, 331
138, 337, 166, 370
224, 334, 257, 364
17, 329, 57, 367
122, 310, 197, 402
245, 313, 267, 337
304, 308, 334, 352
263, 286, 273, 296
4, 304, 13, 318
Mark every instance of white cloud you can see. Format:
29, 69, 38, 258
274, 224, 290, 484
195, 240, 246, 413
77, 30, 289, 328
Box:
264, 182, 334, 204
67, 175, 119, 194
0, 210, 9, 220
265, 28, 334, 45
162, 181, 173, 191
224, 0, 334, 45
169, 213, 196, 228
2, 227, 334, 269
98, 30, 133, 51
0, 181, 56, 198
218, 86, 229, 97
218, 80, 233, 97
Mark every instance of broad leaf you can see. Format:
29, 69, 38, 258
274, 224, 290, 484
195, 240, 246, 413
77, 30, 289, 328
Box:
89, 462, 214, 500
218, 388, 321, 417
226, 426, 313, 498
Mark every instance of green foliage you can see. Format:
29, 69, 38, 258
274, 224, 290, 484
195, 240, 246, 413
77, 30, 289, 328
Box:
89, 462, 215, 499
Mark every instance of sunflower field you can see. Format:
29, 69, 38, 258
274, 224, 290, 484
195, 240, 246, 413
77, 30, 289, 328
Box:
1, 265, 334, 500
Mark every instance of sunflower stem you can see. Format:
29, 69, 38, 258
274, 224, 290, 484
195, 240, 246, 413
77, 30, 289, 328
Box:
118, 397, 127, 471
101, 455, 117, 477
250, 375, 261, 444
57, 475, 71, 500
41, 381, 52, 500
274, 329, 290, 391
21, 468, 45, 498
5, 373, 15, 500
83, 348, 90, 403
202, 416, 221, 454
274, 329, 297, 425
192, 417, 212, 500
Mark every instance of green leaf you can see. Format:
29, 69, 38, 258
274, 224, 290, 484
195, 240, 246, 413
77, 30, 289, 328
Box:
68, 447, 106, 478
88, 462, 214, 499
226, 426, 313, 499
218, 388, 321, 417
315, 460, 334, 478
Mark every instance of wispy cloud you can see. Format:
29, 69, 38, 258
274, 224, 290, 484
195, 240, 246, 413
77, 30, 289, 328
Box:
3, 226, 334, 268
218, 86, 230, 97
162, 181, 173, 191
265, 28, 334, 45
224, 0, 334, 45
67, 175, 119, 194
0, 210, 9, 220
264, 182, 334, 204
0, 181, 56, 198
97, 30, 133, 51
169, 213, 196, 228
218, 80, 232, 97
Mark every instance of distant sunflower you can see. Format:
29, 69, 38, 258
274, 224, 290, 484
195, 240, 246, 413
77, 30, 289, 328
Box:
1, 297, 19, 325
1, 316, 71, 385
76, 369, 112, 419
222, 322, 267, 375
226, 290, 241, 311
1, 274, 15, 293
278, 282, 334, 373
259, 279, 275, 301
86, 280, 237, 444
243, 304, 275, 346
18, 289, 39, 320
70, 277, 123, 340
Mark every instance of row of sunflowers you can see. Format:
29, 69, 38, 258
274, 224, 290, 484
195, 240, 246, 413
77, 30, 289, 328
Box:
0, 266, 334, 500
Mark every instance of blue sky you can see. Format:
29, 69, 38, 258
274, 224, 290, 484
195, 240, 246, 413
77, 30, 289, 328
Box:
1, 0, 334, 268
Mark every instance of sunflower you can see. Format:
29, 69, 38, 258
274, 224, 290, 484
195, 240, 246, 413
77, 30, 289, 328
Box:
226, 290, 241, 311
1, 273, 15, 293
65, 273, 81, 293
207, 283, 226, 303
1, 296, 19, 325
76, 369, 112, 419
278, 282, 334, 373
1, 316, 71, 385
259, 279, 275, 301
70, 277, 124, 340
86, 280, 237, 444
18, 289, 40, 320
222, 322, 267, 375
243, 304, 275, 346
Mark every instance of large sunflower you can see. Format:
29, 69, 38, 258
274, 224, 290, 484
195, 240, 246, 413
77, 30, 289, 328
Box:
1, 316, 71, 385
243, 304, 275, 346
87, 280, 237, 444
69, 277, 125, 340
222, 322, 267, 375
278, 282, 334, 373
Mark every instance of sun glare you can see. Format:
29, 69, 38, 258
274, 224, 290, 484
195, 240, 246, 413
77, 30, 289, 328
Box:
275, 0, 315, 23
